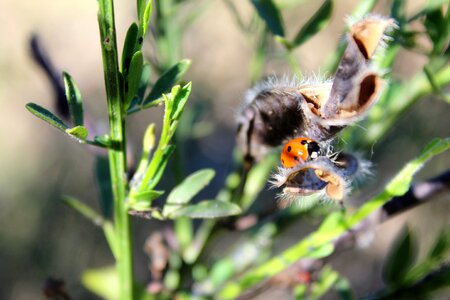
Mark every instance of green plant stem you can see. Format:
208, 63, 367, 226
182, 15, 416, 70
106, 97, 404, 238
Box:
98, 1, 133, 299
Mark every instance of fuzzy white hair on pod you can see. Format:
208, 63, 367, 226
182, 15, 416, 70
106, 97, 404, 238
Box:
276, 190, 327, 209
270, 157, 352, 204
242, 74, 333, 107
271, 150, 373, 206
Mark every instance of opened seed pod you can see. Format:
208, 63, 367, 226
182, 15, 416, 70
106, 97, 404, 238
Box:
271, 152, 362, 205
236, 15, 396, 163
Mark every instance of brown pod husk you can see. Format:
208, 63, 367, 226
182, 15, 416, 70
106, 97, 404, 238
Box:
236, 15, 396, 162
271, 153, 366, 203
237, 85, 305, 162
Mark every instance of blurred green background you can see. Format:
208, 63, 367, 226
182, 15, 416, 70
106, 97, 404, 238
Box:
1, 0, 449, 299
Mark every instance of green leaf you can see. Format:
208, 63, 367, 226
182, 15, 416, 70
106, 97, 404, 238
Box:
251, 0, 285, 37
164, 269, 180, 291
143, 59, 191, 106
210, 258, 235, 286
383, 227, 417, 287
148, 145, 176, 190
63, 196, 104, 226
63, 72, 84, 126
305, 242, 334, 259
334, 277, 354, 300
428, 229, 450, 260
170, 82, 192, 121
82, 266, 152, 300
390, 0, 406, 24
166, 200, 241, 219
129, 189, 164, 204
94, 135, 113, 148
140, 0, 153, 38
26, 103, 68, 131
167, 169, 215, 205
125, 51, 144, 109
137, 0, 146, 24
310, 266, 339, 300
175, 217, 193, 251
121, 22, 139, 74
143, 122, 156, 152
132, 123, 156, 187
82, 266, 119, 300
65, 125, 88, 140
292, 0, 333, 48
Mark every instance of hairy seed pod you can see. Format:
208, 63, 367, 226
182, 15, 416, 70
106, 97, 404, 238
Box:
271, 152, 365, 205
236, 15, 396, 163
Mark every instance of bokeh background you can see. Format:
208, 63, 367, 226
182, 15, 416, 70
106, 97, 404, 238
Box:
1, 0, 449, 299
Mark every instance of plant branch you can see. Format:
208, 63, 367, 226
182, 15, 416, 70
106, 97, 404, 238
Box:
97, 0, 133, 299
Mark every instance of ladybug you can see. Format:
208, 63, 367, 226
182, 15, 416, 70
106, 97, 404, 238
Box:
280, 137, 321, 168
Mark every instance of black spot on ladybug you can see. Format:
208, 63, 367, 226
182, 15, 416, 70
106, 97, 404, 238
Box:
287, 146, 291, 152
301, 140, 308, 145
307, 142, 321, 158
138, 37, 143, 44
282, 159, 285, 164
294, 156, 299, 161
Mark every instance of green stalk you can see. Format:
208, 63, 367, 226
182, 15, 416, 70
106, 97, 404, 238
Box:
97, 1, 133, 299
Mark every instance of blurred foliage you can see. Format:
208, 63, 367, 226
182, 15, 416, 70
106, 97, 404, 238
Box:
17, 0, 450, 299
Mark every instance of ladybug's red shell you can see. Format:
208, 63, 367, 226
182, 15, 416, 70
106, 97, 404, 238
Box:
280, 138, 321, 168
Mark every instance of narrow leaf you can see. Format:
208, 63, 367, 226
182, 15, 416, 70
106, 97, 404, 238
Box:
166, 200, 241, 219
125, 51, 144, 109
428, 229, 450, 260
383, 227, 417, 287
143, 59, 191, 106
130, 190, 164, 203
148, 145, 176, 190
251, 0, 285, 37
82, 266, 152, 300
94, 135, 113, 148
305, 242, 335, 259
170, 82, 192, 121
292, 0, 333, 47
143, 122, 156, 152
63, 72, 84, 126
82, 266, 120, 300
137, 0, 153, 39
141, 0, 153, 37
63, 196, 104, 226
26, 103, 69, 131
121, 22, 139, 74
66, 125, 88, 140
137, 0, 146, 23
167, 168, 215, 205
175, 217, 193, 250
